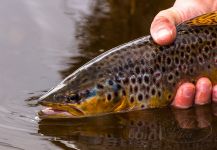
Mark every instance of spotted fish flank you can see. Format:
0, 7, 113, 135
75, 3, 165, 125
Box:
39, 12, 217, 118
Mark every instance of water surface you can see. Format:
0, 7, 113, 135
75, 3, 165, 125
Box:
1, 0, 217, 149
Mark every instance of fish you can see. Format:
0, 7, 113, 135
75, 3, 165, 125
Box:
39, 12, 217, 118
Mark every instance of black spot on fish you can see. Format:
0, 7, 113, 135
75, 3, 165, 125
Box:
175, 70, 179, 77
107, 94, 112, 101
212, 41, 216, 47
180, 51, 185, 57
108, 80, 113, 86
134, 85, 138, 93
204, 29, 209, 34
185, 54, 190, 60
167, 73, 174, 82
157, 91, 161, 97
166, 57, 172, 65
117, 84, 122, 90
114, 92, 119, 97
197, 55, 204, 64
151, 88, 156, 96
174, 57, 179, 65
155, 63, 160, 70
123, 77, 129, 85
96, 84, 104, 89
161, 66, 166, 73
122, 90, 126, 96
149, 68, 154, 74
207, 64, 211, 69
189, 57, 194, 64
191, 44, 196, 49
141, 59, 145, 65
204, 46, 209, 53
168, 94, 172, 100
130, 96, 134, 103
153, 78, 156, 83
130, 76, 136, 84
128, 59, 134, 68
186, 46, 191, 53
212, 32, 217, 38
198, 37, 203, 44
157, 55, 162, 63
135, 66, 140, 74
195, 28, 200, 33
159, 46, 164, 51
119, 66, 123, 72
137, 76, 142, 84
143, 75, 150, 85
124, 64, 129, 70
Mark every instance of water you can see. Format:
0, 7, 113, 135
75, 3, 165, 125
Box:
1, 0, 217, 149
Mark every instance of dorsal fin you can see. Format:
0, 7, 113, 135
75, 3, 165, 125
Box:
184, 11, 217, 26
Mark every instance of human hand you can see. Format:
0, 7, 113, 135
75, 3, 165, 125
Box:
150, 0, 217, 108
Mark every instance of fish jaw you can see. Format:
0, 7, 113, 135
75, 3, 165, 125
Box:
38, 107, 74, 118
38, 94, 129, 118
39, 100, 85, 118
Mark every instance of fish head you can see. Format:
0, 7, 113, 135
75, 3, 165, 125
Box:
39, 69, 127, 118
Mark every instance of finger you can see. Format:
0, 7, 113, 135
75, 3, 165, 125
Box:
171, 83, 195, 109
195, 77, 212, 105
212, 85, 217, 103
150, 8, 179, 45
150, 0, 212, 46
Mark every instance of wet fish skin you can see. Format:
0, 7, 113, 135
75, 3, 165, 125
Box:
39, 12, 217, 118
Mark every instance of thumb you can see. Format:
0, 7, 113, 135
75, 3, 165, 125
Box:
150, 8, 182, 45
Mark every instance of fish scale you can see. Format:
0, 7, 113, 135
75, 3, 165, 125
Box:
39, 12, 217, 118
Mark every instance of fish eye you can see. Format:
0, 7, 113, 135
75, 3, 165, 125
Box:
67, 94, 80, 102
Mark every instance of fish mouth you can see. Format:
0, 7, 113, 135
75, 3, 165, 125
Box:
39, 107, 74, 118
38, 101, 85, 118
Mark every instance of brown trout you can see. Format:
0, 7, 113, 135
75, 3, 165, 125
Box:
39, 12, 217, 118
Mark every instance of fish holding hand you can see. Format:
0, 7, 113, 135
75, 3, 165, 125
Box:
39, 12, 217, 118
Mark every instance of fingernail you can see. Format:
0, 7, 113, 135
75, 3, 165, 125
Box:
195, 80, 212, 104
199, 82, 210, 93
182, 87, 194, 98
155, 28, 172, 42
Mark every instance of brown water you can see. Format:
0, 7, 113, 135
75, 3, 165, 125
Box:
1, 0, 217, 149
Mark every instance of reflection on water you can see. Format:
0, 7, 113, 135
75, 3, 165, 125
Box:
2, 0, 217, 149
39, 105, 217, 150
60, 0, 172, 77
38, 0, 217, 149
